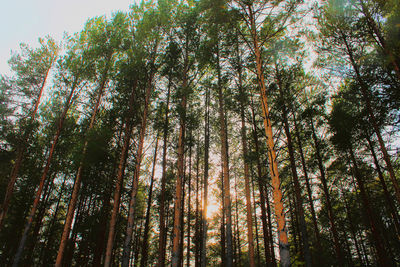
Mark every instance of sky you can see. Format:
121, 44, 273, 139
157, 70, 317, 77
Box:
0, 0, 137, 75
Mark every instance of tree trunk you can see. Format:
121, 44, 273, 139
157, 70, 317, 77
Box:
0, 60, 54, 229
292, 111, 322, 254
341, 31, 400, 205
216, 40, 233, 267
171, 50, 188, 266
157, 74, 172, 267
358, 0, 400, 79
249, 97, 273, 266
348, 146, 391, 266
277, 73, 312, 267
309, 117, 343, 263
55, 63, 110, 266
104, 80, 138, 267
238, 56, 255, 267
140, 135, 159, 267
247, 4, 290, 265
200, 86, 210, 267
186, 136, 192, 267
12, 77, 79, 267
365, 133, 400, 236
122, 58, 157, 267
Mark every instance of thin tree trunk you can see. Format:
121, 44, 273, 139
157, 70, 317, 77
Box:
365, 133, 400, 236
186, 136, 192, 267
358, 0, 400, 79
157, 74, 172, 267
293, 111, 322, 254
171, 49, 188, 266
250, 170, 261, 266
200, 86, 210, 267
122, 58, 157, 267
195, 138, 201, 267
216, 39, 233, 267
12, 77, 79, 267
277, 75, 312, 266
238, 61, 255, 267
265, 186, 277, 267
104, 80, 138, 267
348, 146, 391, 266
234, 174, 241, 266
220, 166, 226, 267
341, 31, 400, 205
309, 117, 343, 263
55, 63, 110, 266
341, 183, 364, 265
247, 4, 290, 265
0, 60, 54, 229
249, 98, 273, 266
140, 136, 160, 267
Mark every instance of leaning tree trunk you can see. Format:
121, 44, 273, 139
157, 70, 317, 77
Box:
55, 61, 110, 266
348, 146, 391, 266
293, 111, 322, 255
104, 80, 138, 267
309, 116, 343, 263
0, 61, 54, 229
122, 58, 157, 267
358, 0, 400, 79
12, 77, 78, 267
247, 4, 290, 265
341, 31, 400, 205
140, 136, 159, 267
365, 133, 400, 236
277, 74, 312, 267
249, 97, 273, 266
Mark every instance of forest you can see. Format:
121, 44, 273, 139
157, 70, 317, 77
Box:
0, 0, 399, 266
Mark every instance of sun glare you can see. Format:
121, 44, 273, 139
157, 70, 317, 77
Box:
206, 201, 220, 219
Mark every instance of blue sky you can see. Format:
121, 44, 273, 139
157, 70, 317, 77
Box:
0, 0, 136, 74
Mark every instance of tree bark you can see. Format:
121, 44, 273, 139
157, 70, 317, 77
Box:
238, 48, 255, 267
309, 117, 343, 263
0, 60, 54, 229
55, 62, 110, 266
216, 39, 233, 267
277, 71, 312, 267
292, 111, 322, 254
157, 74, 172, 267
247, 4, 290, 265
341, 31, 400, 205
249, 97, 273, 266
104, 80, 138, 267
171, 50, 188, 267
348, 146, 391, 266
200, 86, 210, 267
140, 135, 159, 267
12, 77, 79, 267
122, 58, 157, 267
